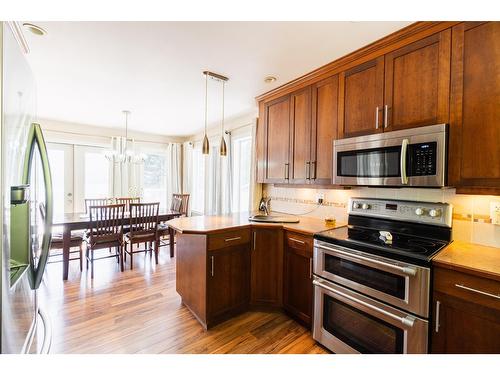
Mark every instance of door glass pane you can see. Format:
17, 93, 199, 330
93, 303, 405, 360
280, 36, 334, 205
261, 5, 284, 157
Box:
338, 146, 401, 177
323, 295, 404, 354
231, 136, 252, 213
142, 153, 167, 208
47, 149, 65, 216
324, 254, 406, 299
191, 146, 205, 214
84, 151, 109, 198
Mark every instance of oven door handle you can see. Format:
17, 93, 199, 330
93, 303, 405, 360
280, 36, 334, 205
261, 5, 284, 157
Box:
315, 244, 417, 276
313, 279, 416, 328
400, 138, 409, 185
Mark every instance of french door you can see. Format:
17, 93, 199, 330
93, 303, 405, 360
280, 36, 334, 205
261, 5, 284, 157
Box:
47, 143, 111, 214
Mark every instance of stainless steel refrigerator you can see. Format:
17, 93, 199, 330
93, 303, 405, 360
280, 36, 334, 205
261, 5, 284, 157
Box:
1, 22, 53, 354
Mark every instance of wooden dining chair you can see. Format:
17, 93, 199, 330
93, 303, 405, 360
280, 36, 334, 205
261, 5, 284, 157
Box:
40, 203, 84, 271
158, 193, 190, 248
85, 204, 125, 278
84, 198, 112, 214
116, 197, 140, 212
123, 202, 160, 269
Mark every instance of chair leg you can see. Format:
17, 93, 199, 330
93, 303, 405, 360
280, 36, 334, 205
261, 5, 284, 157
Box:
119, 246, 124, 272
154, 240, 159, 264
79, 244, 83, 271
130, 244, 133, 270
116, 247, 119, 263
86, 246, 89, 270
91, 249, 94, 279
124, 242, 127, 262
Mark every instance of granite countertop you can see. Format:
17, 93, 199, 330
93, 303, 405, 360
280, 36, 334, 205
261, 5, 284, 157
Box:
433, 240, 500, 281
166, 212, 345, 236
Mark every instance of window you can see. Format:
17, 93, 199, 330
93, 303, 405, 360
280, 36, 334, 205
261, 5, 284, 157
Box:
142, 153, 167, 207
231, 135, 252, 213
191, 145, 205, 214
84, 151, 110, 199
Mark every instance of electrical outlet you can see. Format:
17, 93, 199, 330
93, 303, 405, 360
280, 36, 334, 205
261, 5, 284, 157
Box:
317, 193, 325, 205
490, 201, 500, 225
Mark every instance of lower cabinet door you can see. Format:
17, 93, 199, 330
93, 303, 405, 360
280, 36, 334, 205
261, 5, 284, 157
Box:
207, 245, 250, 324
283, 244, 313, 327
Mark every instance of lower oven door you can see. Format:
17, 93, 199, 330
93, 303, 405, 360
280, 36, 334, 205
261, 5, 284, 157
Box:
313, 276, 428, 354
314, 240, 430, 317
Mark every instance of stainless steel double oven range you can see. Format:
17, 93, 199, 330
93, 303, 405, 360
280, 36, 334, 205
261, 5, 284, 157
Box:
312, 198, 452, 354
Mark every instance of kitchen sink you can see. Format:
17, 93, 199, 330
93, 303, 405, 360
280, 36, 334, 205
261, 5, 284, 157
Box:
248, 214, 300, 223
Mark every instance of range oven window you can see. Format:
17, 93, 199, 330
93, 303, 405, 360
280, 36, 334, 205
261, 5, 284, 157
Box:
323, 295, 404, 354
337, 146, 401, 178
324, 254, 406, 299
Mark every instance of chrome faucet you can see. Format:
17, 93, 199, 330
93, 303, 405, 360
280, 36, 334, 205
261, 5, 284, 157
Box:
259, 197, 271, 216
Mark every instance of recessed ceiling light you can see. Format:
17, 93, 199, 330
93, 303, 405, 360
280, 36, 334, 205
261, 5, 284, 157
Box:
23, 23, 47, 36
264, 76, 277, 83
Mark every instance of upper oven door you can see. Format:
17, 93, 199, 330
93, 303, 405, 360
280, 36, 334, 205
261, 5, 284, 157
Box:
314, 240, 430, 317
332, 124, 447, 187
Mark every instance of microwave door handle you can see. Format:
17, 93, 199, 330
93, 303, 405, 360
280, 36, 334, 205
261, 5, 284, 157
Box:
22, 123, 53, 290
400, 138, 409, 185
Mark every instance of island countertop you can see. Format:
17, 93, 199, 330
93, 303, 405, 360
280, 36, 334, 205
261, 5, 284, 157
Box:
166, 212, 345, 236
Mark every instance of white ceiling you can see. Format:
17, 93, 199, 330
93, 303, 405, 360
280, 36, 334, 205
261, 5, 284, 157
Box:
24, 21, 412, 136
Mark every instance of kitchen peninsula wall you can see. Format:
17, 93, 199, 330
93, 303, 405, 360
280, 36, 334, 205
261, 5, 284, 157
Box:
263, 184, 500, 248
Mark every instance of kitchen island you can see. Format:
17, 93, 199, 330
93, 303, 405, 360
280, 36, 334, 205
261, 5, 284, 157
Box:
167, 212, 345, 329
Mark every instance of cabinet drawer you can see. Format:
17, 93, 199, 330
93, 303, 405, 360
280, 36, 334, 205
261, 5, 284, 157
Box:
285, 231, 313, 256
208, 229, 251, 251
434, 267, 500, 311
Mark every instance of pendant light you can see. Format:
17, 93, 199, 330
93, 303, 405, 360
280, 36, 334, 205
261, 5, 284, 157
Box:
219, 80, 227, 156
202, 72, 210, 154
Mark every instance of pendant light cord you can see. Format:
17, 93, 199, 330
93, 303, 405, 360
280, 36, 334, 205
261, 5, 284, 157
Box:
204, 72, 208, 135
221, 81, 225, 134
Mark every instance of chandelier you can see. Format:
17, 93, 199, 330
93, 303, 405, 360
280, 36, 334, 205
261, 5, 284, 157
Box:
105, 110, 146, 164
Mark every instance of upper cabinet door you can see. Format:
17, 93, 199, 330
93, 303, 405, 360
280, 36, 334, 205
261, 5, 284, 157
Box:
384, 31, 451, 131
290, 87, 312, 184
311, 75, 339, 184
448, 22, 500, 194
339, 57, 384, 138
264, 96, 291, 183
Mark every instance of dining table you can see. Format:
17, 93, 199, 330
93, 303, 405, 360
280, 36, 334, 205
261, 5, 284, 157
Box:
52, 209, 183, 280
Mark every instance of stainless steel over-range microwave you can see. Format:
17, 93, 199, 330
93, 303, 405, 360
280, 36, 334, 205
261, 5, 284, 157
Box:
333, 124, 448, 187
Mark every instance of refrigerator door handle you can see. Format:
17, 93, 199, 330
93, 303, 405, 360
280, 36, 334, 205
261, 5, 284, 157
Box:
22, 123, 53, 290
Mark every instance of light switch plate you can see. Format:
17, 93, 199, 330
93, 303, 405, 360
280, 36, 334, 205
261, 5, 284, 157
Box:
490, 201, 500, 225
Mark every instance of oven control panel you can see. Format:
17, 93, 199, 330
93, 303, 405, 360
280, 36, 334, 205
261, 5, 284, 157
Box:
349, 198, 452, 227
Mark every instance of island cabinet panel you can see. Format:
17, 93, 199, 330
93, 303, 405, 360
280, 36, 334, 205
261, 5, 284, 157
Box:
290, 87, 312, 184
338, 57, 384, 138
207, 244, 251, 326
310, 75, 339, 184
383, 30, 451, 131
283, 232, 314, 327
264, 96, 291, 183
431, 267, 500, 353
250, 227, 284, 307
448, 21, 500, 195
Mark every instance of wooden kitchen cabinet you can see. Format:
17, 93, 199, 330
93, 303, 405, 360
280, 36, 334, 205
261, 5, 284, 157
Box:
283, 231, 314, 327
290, 87, 312, 183
207, 244, 250, 322
448, 21, 500, 195
263, 95, 291, 183
384, 30, 451, 131
250, 227, 283, 307
310, 75, 339, 184
431, 266, 500, 353
338, 57, 384, 138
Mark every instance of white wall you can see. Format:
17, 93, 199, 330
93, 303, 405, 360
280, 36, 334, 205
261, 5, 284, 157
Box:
264, 185, 500, 249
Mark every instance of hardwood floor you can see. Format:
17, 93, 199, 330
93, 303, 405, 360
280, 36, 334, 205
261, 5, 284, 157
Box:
40, 246, 328, 354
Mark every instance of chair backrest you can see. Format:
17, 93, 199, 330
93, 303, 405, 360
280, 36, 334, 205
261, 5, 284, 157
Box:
85, 198, 112, 214
170, 194, 190, 216
116, 197, 140, 212
88, 204, 125, 243
129, 202, 159, 236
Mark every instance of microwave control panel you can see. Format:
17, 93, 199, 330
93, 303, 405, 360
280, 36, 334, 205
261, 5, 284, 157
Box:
408, 142, 437, 176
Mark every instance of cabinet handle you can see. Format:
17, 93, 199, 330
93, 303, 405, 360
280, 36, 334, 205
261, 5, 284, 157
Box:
224, 236, 241, 242
311, 161, 317, 180
253, 232, 256, 251
384, 105, 389, 128
306, 161, 311, 180
455, 283, 500, 300
309, 258, 313, 279
289, 237, 305, 245
375, 106, 379, 129
435, 300, 440, 333
211, 256, 214, 277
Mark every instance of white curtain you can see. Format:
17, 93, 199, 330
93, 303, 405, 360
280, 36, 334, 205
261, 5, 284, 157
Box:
166, 143, 182, 209
182, 142, 193, 215
222, 132, 233, 214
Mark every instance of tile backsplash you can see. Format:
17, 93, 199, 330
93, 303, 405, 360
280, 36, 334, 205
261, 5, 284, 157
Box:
263, 185, 500, 248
